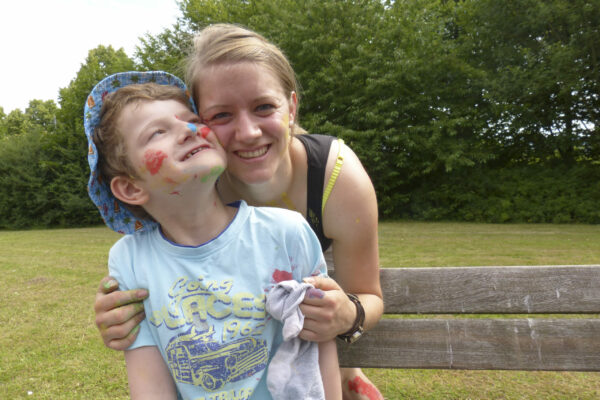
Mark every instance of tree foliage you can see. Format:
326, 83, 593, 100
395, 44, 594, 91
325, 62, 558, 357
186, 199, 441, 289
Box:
0, 0, 598, 228
0, 46, 137, 229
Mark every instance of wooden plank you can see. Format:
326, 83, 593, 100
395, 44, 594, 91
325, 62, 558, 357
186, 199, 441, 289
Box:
379, 265, 600, 314
337, 318, 600, 371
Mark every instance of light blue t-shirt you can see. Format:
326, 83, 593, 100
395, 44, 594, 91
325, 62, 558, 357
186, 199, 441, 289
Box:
108, 200, 327, 400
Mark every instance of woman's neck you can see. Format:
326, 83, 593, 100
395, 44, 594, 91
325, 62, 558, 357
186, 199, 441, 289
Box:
218, 142, 299, 207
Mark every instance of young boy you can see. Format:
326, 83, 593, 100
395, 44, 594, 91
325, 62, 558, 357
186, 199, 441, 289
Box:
83, 71, 341, 400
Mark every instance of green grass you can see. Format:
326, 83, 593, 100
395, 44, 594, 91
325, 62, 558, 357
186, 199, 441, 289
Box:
1, 223, 599, 399
379, 221, 600, 267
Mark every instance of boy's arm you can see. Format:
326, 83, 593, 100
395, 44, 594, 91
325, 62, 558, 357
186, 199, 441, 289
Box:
318, 340, 342, 400
125, 346, 177, 400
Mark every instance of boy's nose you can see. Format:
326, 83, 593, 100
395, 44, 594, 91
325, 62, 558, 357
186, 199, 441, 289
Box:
177, 121, 197, 142
186, 123, 198, 135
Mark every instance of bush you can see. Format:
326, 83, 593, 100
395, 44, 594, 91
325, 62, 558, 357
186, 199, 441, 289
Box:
406, 163, 600, 223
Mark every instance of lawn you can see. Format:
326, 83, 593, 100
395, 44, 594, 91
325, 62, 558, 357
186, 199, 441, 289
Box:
0, 222, 598, 399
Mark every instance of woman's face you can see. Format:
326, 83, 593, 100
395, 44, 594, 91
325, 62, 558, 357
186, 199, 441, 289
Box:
196, 62, 297, 185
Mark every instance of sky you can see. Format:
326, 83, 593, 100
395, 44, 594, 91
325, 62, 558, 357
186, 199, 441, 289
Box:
0, 0, 181, 113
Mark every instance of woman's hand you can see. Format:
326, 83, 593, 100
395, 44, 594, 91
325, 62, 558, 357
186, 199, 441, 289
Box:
94, 276, 148, 350
298, 276, 356, 342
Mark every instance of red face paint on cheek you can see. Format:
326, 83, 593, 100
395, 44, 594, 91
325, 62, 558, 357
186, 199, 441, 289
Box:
144, 149, 168, 175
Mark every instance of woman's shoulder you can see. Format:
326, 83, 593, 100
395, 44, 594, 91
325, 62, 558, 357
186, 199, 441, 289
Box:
321, 139, 378, 237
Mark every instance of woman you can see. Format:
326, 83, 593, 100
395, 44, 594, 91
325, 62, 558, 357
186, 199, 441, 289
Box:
94, 23, 383, 400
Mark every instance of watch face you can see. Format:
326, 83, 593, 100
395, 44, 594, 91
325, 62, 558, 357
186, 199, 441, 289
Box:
346, 326, 364, 344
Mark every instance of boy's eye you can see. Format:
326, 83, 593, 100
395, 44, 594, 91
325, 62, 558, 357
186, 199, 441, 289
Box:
150, 129, 166, 139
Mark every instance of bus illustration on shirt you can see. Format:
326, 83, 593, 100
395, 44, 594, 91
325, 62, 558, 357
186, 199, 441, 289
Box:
165, 326, 269, 391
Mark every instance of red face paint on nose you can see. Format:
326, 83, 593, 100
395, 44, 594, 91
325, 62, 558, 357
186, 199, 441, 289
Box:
144, 149, 168, 175
200, 126, 211, 139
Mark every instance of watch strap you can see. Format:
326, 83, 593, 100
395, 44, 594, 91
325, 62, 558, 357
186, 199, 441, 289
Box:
337, 293, 365, 344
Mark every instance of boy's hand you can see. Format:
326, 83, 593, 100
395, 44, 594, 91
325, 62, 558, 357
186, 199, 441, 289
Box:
94, 276, 148, 350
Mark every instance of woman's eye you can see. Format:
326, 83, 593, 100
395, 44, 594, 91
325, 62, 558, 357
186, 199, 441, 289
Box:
214, 112, 230, 120
256, 104, 275, 113
205, 112, 231, 124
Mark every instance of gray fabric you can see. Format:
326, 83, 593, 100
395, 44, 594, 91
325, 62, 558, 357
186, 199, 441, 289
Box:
266, 280, 325, 400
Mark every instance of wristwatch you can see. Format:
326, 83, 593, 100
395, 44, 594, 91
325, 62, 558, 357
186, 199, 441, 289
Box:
337, 293, 365, 344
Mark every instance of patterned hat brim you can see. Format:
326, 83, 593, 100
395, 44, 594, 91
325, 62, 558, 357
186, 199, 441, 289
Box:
83, 71, 197, 234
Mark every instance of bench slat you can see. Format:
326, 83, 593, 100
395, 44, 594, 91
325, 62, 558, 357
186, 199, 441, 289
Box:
337, 318, 600, 371
381, 265, 600, 314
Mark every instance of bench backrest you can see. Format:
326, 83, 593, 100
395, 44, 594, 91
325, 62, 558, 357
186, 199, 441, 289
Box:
335, 265, 600, 371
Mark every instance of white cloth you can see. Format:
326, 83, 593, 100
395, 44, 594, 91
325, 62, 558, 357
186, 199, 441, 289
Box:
266, 280, 325, 400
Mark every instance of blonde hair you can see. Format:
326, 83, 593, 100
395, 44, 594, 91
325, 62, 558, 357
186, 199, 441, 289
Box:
185, 23, 305, 134
93, 83, 191, 219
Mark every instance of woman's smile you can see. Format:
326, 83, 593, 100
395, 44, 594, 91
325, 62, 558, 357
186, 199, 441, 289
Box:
236, 145, 270, 159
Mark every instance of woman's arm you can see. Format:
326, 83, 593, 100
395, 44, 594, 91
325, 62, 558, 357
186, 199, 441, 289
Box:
125, 346, 177, 400
94, 276, 148, 350
300, 141, 383, 341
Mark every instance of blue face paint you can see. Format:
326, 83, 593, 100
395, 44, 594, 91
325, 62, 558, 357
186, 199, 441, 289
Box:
187, 123, 198, 133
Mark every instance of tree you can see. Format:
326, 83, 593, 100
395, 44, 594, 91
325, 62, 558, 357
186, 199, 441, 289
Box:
4, 109, 27, 136
25, 99, 58, 135
0, 127, 48, 228
453, 0, 600, 163
0, 107, 6, 138
136, 23, 193, 76
41, 46, 136, 227
137, 0, 498, 217
58, 45, 136, 134
3, 0, 592, 225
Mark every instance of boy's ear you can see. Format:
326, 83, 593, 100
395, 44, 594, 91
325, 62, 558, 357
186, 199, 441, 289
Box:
110, 176, 149, 206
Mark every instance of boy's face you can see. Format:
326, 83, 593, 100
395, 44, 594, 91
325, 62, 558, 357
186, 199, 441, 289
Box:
118, 99, 226, 195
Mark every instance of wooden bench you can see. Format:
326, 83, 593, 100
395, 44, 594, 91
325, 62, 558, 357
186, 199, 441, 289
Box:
334, 265, 600, 371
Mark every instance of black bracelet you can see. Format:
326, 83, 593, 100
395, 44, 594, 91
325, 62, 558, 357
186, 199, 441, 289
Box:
337, 293, 365, 344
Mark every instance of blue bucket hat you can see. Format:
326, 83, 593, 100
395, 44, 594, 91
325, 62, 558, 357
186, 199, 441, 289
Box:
83, 71, 197, 234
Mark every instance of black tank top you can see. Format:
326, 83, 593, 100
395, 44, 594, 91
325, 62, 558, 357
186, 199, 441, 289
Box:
295, 134, 335, 251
